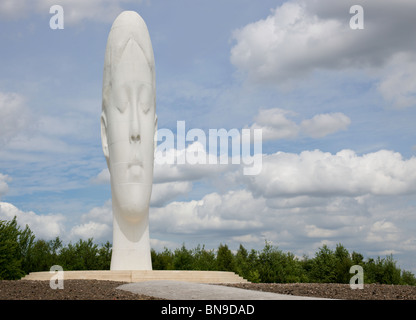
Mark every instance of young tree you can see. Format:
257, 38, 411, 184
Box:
59, 238, 99, 270
0, 217, 25, 279
74, 238, 100, 270
152, 247, 174, 270
0, 217, 37, 279
173, 244, 194, 270
97, 241, 112, 270
351, 251, 364, 265
23, 239, 52, 272
381, 254, 401, 285
192, 245, 216, 271
257, 241, 285, 283
216, 243, 235, 272
235, 244, 250, 279
334, 244, 353, 283
401, 270, 416, 286
283, 252, 307, 283
18, 224, 36, 274
309, 244, 337, 283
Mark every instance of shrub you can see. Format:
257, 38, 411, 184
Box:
0, 217, 35, 280
401, 270, 416, 286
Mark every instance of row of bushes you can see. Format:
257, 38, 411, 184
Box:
1, 217, 415, 284
0, 217, 111, 279
152, 242, 416, 285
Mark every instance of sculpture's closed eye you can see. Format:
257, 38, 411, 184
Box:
138, 84, 154, 114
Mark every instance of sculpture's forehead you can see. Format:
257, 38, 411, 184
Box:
106, 11, 154, 70
111, 39, 153, 85
102, 11, 156, 115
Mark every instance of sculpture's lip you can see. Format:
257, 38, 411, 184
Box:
128, 161, 143, 168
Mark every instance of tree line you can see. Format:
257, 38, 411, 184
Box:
1, 216, 415, 285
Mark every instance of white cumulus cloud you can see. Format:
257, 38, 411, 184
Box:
230, 1, 348, 84
151, 181, 192, 207
300, 112, 351, 138
249, 108, 299, 140
150, 189, 264, 235
243, 149, 416, 198
247, 108, 350, 141
69, 221, 111, 242
69, 200, 112, 242
377, 53, 416, 108
230, 0, 416, 108
0, 92, 30, 146
0, 174, 11, 198
0, 202, 66, 240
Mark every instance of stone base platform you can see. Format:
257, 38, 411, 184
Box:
21, 270, 249, 284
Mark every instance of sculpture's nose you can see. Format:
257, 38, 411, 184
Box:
130, 132, 140, 142
130, 110, 141, 143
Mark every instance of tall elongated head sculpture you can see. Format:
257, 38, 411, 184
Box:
101, 11, 156, 270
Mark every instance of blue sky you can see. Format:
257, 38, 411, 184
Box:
1, 0, 416, 274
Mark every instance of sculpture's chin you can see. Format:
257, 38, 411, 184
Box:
112, 183, 152, 223
117, 205, 148, 224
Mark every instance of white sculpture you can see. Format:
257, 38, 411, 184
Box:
101, 11, 157, 270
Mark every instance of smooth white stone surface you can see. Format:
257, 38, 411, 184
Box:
101, 11, 157, 270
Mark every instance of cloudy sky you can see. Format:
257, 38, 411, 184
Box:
1, 0, 416, 273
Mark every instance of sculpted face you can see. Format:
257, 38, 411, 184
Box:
101, 12, 156, 224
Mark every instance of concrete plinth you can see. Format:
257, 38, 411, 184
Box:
21, 270, 249, 284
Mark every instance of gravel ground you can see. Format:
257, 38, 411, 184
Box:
0, 280, 158, 300
0, 280, 415, 300
225, 282, 416, 300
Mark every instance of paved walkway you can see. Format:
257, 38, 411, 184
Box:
117, 281, 330, 300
